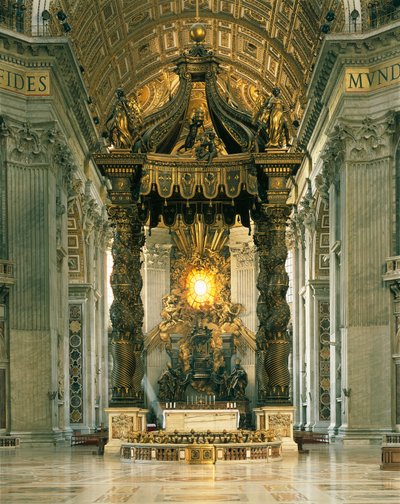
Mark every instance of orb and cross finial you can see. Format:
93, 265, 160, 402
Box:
190, 0, 206, 44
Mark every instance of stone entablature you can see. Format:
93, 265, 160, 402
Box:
0, 28, 98, 152
299, 23, 400, 152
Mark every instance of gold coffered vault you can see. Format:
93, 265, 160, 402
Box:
94, 23, 303, 409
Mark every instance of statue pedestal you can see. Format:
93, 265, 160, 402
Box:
104, 407, 148, 453
253, 406, 297, 452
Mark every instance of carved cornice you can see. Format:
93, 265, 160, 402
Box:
81, 191, 99, 238
308, 279, 329, 299
297, 178, 316, 233
0, 30, 98, 151
230, 243, 256, 268
287, 205, 305, 249
53, 138, 79, 187
143, 244, 172, 269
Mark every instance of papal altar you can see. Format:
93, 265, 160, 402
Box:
163, 409, 240, 431
97, 19, 301, 466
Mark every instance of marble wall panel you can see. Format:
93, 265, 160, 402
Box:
346, 325, 391, 430
9, 330, 52, 431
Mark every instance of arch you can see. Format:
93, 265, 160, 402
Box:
312, 196, 330, 280
67, 201, 86, 283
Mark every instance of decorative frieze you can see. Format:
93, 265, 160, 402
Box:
316, 112, 397, 205
318, 301, 331, 422
69, 304, 84, 424
286, 205, 304, 249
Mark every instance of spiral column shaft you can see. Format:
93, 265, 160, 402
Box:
254, 204, 291, 404
108, 204, 145, 405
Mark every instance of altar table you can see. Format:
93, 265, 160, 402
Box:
163, 409, 240, 432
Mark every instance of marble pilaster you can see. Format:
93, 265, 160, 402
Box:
320, 114, 395, 442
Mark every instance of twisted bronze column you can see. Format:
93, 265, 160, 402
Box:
254, 204, 291, 404
109, 204, 145, 405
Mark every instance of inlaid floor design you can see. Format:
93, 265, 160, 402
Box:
1, 444, 400, 503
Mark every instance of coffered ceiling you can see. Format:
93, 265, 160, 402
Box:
46, 0, 345, 128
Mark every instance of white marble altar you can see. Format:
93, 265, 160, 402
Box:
163, 409, 240, 432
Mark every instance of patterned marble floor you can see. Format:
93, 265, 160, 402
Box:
0, 444, 399, 503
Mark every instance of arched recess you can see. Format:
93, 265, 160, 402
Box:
311, 196, 331, 425
67, 202, 86, 283
312, 198, 330, 280
67, 201, 86, 425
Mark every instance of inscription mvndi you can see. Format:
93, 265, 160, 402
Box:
345, 58, 400, 92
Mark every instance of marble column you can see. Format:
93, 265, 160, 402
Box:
254, 205, 291, 404
383, 260, 400, 431
142, 230, 172, 406
93, 209, 111, 427
0, 119, 15, 434
230, 227, 258, 334
229, 227, 258, 409
329, 185, 342, 438
286, 207, 304, 427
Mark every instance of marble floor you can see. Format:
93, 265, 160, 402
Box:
0, 444, 399, 503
